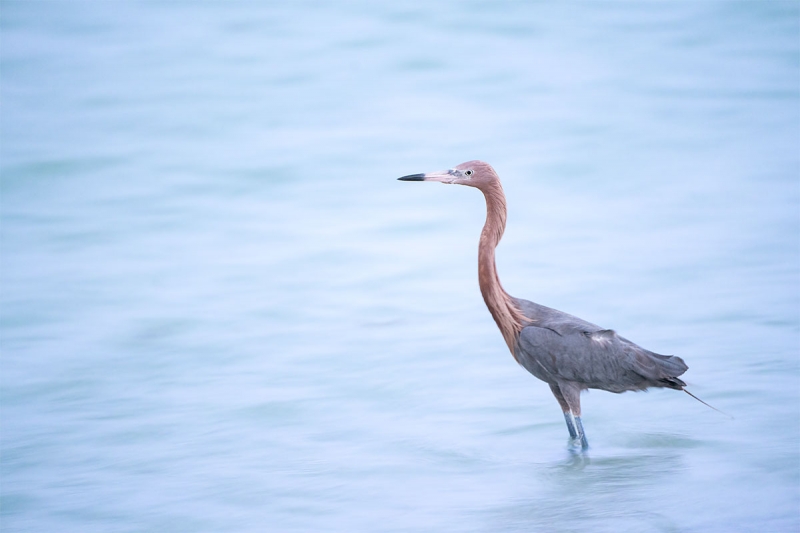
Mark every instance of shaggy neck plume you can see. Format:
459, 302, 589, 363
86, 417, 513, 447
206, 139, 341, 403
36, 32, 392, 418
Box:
477, 180, 527, 357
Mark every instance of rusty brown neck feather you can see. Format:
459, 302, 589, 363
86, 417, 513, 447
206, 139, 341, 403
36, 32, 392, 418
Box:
476, 180, 526, 356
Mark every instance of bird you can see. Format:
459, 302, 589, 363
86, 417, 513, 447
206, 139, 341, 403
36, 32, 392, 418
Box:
398, 160, 691, 449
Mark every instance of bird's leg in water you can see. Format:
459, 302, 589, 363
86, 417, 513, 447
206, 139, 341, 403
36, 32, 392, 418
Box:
562, 412, 578, 439
556, 383, 588, 449
564, 411, 588, 449
552, 383, 589, 448
574, 416, 588, 449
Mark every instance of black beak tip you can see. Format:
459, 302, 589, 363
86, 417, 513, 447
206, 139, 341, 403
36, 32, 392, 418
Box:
398, 173, 425, 181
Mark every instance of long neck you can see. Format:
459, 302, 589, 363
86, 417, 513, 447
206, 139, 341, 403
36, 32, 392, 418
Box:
477, 181, 526, 356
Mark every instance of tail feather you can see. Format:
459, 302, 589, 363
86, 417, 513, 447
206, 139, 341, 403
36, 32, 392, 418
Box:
651, 352, 732, 418
658, 376, 687, 390
652, 353, 688, 376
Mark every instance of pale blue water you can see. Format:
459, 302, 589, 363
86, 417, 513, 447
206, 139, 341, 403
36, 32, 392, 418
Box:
2, 2, 798, 532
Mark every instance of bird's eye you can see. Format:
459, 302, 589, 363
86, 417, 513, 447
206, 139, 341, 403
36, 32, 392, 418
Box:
464, 170, 473, 177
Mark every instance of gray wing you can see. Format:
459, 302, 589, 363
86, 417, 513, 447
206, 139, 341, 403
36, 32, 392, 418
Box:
513, 298, 603, 335
512, 298, 688, 393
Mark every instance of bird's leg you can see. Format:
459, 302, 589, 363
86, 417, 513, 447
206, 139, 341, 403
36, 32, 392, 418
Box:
550, 383, 586, 441
563, 411, 588, 449
574, 416, 588, 449
555, 383, 589, 449
562, 412, 578, 439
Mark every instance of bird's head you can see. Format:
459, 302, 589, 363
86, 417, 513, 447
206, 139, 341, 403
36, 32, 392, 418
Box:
398, 160, 499, 190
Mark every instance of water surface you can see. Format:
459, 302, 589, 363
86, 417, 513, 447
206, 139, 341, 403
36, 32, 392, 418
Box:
2, 2, 799, 532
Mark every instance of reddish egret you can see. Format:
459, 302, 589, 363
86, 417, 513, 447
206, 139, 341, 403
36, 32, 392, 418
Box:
399, 160, 691, 449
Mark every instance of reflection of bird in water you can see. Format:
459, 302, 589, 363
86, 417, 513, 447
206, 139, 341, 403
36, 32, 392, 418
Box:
399, 160, 711, 449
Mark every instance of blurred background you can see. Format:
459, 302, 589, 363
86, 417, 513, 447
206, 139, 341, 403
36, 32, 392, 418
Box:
2, 2, 798, 532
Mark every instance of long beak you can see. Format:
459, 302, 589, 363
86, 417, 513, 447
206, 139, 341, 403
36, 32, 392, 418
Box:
397, 169, 455, 183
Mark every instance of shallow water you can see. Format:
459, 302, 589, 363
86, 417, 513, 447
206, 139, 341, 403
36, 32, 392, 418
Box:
2, 2, 799, 532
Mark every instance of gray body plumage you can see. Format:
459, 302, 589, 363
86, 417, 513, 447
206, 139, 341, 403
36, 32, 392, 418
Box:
513, 298, 688, 395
